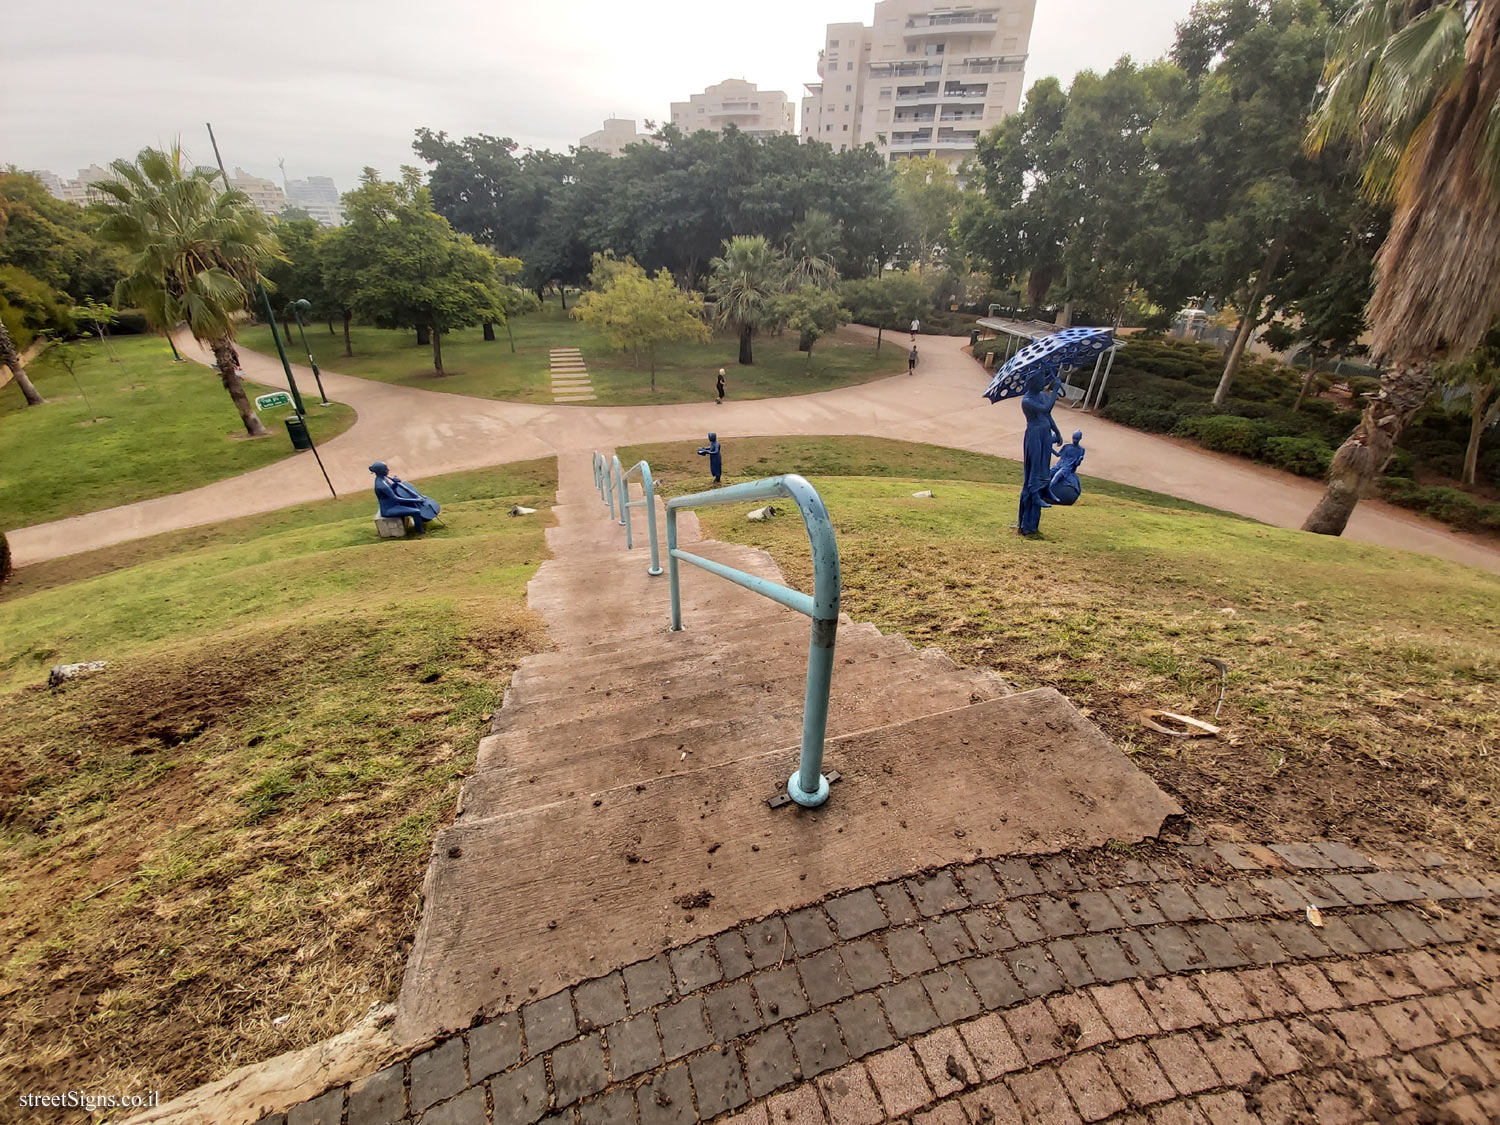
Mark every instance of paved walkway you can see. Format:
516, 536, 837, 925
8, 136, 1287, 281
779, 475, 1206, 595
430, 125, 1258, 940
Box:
258, 837, 1500, 1124
8, 329, 1498, 573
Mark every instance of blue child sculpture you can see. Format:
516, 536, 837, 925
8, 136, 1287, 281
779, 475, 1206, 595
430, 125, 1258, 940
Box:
1018, 371, 1064, 535
370, 461, 441, 534
1044, 431, 1086, 507
697, 433, 723, 484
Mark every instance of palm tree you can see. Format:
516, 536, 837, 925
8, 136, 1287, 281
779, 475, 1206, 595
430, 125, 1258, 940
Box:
0, 318, 44, 406
95, 145, 280, 437
708, 235, 787, 366
785, 210, 842, 291
1302, 1, 1500, 535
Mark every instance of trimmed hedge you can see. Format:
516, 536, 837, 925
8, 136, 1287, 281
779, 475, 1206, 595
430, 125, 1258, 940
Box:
1263, 436, 1335, 478
1378, 478, 1500, 533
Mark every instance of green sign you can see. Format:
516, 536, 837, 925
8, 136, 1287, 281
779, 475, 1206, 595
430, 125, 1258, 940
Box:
255, 391, 293, 411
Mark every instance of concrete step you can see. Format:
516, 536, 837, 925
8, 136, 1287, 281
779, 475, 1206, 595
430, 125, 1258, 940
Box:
461, 654, 1007, 815
494, 629, 934, 734
511, 605, 819, 667
554, 395, 598, 402
396, 689, 1181, 1038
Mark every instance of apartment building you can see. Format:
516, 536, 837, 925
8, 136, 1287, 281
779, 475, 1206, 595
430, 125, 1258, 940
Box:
32, 164, 112, 205
229, 167, 287, 216
670, 79, 796, 140
579, 118, 650, 157
284, 175, 344, 227
802, 0, 1036, 165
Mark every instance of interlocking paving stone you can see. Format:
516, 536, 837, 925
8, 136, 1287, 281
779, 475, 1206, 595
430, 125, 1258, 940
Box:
881, 977, 941, 1037
1371, 999, 1444, 1050
1034, 896, 1086, 938
492, 1058, 549, 1125
410, 1036, 465, 1114
553, 1034, 608, 1105
1270, 843, 1339, 870
636, 1063, 694, 1125
1186, 921, 1252, 968
959, 1013, 1027, 1080
706, 979, 763, 1042
1150, 882, 1201, 924
1000, 901, 1045, 945
907, 871, 966, 917
607, 1014, 663, 1080
1091, 981, 1159, 1038
1196, 1025, 1262, 1085
963, 954, 1026, 1010
1047, 939, 1096, 987
1114, 930, 1166, 978
992, 859, 1044, 898
1104, 1040, 1177, 1106
817, 1062, 883, 1125
790, 1010, 849, 1077
715, 930, 755, 981
1004, 946, 1065, 999
924, 915, 976, 965
742, 1026, 799, 1097
911, 1025, 977, 1096
574, 973, 628, 1031
347, 1064, 403, 1125
786, 907, 837, 956
1057, 1052, 1128, 1122
657, 997, 712, 1060
1151, 1032, 1220, 1095
624, 956, 674, 1013
689, 1046, 749, 1118
1241, 1018, 1303, 1076
1359, 870, 1427, 903
839, 939, 895, 993
742, 918, 791, 969
865, 1045, 933, 1118
960, 909, 1015, 954
800, 949, 854, 1009
922, 966, 981, 1024
1075, 932, 1139, 983
1004, 999, 1067, 1065
751, 965, 809, 1022
1312, 841, 1372, 869
469, 1014, 522, 1080
876, 881, 920, 925
826, 889, 887, 940
1046, 991, 1112, 1050
1346, 912, 1408, 952
1034, 856, 1087, 894
1141, 925, 1205, 973
418, 1085, 486, 1125
669, 938, 722, 995
884, 926, 939, 976
1007, 1066, 1082, 1124
1224, 920, 1285, 965
1072, 890, 1127, 932
831, 994, 895, 1058
288, 1088, 341, 1125
1135, 978, 1216, 1031
957, 863, 1003, 905
578, 1088, 637, 1125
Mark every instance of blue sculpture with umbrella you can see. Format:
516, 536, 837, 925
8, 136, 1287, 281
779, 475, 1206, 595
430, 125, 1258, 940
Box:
982, 327, 1111, 535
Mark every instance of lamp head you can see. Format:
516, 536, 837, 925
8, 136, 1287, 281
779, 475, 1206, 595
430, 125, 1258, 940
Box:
293, 298, 313, 313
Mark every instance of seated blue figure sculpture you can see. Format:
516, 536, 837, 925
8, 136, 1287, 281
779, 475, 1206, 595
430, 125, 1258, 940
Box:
370, 461, 441, 534
1044, 430, 1086, 507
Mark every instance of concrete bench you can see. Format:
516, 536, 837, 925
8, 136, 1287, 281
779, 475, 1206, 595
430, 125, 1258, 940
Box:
375, 514, 409, 539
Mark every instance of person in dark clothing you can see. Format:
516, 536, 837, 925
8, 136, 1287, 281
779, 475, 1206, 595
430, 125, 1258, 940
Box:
716, 367, 726, 404
697, 432, 722, 484
908, 345, 918, 374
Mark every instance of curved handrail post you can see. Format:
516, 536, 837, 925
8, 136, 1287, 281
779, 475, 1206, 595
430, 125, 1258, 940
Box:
612, 455, 627, 529
622, 460, 664, 576
664, 474, 841, 807
593, 451, 604, 500
605, 456, 617, 521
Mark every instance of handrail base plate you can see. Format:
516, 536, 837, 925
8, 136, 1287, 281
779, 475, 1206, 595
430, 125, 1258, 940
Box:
769, 770, 841, 809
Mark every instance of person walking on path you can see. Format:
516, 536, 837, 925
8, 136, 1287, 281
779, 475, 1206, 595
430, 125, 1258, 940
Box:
908, 344, 918, 375
715, 368, 725, 405
910, 318, 921, 340
697, 432, 723, 484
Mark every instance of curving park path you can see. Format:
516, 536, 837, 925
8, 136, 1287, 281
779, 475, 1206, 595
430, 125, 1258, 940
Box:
8, 328, 1500, 574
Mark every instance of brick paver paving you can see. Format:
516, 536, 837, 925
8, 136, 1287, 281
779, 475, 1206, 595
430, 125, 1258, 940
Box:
257, 838, 1500, 1124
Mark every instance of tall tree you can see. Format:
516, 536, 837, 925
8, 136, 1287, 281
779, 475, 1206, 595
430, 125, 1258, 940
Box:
708, 235, 786, 366
840, 273, 932, 351
1303, 0, 1500, 534
785, 210, 842, 290
892, 157, 961, 273
1438, 330, 1500, 486
771, 286, 851, 365
95, 145, 280, 436
571, 260, 709, 390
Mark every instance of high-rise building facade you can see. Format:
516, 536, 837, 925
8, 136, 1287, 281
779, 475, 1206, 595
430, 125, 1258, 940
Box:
670, 80, 796, 140
229, 167, 287, 217
579, 118, 650, 157
284, 175, 345, 226
802, 1, 1036, 165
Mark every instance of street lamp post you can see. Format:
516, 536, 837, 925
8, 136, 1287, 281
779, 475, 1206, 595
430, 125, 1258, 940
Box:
287, 299, 331, 405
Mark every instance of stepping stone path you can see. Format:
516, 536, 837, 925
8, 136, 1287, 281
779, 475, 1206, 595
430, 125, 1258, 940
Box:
551, 347, 596, 403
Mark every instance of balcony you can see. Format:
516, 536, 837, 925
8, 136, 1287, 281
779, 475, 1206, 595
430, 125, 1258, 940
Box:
904, 11, 999, 36
869, 61, 944, 78
954, 56, 1026, 75
896, 87, 987, 106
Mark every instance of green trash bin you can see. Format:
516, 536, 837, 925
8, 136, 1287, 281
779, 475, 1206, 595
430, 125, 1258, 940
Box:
284, 414, 312, 450
969, 329, 980, 348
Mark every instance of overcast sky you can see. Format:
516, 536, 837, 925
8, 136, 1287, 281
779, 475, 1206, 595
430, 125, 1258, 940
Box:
3, 0, 1196, 191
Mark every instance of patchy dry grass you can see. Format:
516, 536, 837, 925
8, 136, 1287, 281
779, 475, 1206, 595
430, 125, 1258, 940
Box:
0, 460, 555, 1108
624, 437, 1500, 863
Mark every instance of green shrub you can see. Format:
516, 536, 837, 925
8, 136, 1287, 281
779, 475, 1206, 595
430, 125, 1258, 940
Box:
1346, 376, 1382, 398
1422, 487, 1490, 532
1377, 477, 1425, 507
1102, 402, 1182, 433
1174, 414, 1272, 458
1263, 437, 1333, 478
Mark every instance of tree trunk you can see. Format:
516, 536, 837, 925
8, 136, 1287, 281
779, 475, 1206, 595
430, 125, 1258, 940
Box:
416, 324, 431, 346
211, 337, 269, 436
650, 351, 656, 392
1293, 368, 1317, 412
1304, 362, 1433, 536
559, 286, 568, 311
0, 530, 11, 586
798, 330, 814, 352
1463, 384, 1498, 486
1214, 234, 1287, 406
0, 320, 45, 405
506, 319, 516, 353
1059, 301, 1074, 329
875, 324, 883, 352
483, 321, 496, 342
342, 309, 353, 357
738, 323, 753, 366
431, 326, 444, 375
327, 319, 335, 334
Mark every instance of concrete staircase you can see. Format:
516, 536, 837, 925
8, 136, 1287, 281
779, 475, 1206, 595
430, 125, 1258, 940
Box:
394, 452, 1179, 1040
550, 347, 596, 402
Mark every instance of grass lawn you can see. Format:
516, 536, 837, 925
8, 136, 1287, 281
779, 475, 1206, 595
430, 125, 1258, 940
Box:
0, 460, 555, 1097
239, 298, 908, 407
623, 436, 1500, 863
0, 336, 355, 529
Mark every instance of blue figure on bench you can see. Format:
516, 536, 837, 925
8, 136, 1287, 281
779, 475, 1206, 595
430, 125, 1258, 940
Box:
698, 433, 722, 484
1044, 431, 1086, 507
370, 461, 441, 534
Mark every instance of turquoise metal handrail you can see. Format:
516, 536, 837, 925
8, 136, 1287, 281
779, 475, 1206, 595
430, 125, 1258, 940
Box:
665, 475, 841, 808
620, 460, 664, 576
